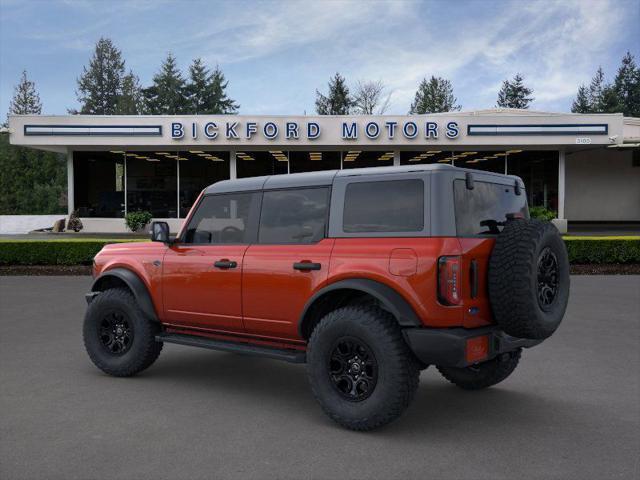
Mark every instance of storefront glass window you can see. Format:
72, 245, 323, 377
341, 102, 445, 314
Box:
126, 152, 177, 218
177, 151, 230, 217
236, 151, 289, 178
289, 151, 341, 173
342, 151, 394, 169
507, 151, 558, 210
73, 151, 125, 218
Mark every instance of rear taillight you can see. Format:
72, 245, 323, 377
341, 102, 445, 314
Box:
438, 256, 461, 305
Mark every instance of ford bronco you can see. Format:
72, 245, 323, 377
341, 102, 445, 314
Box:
84, 164, 570, 430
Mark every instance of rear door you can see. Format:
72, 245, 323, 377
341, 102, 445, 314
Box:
162, 191, 260, 332
242, 187, 333, 341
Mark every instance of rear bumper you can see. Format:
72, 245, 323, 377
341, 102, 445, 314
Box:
402, 326, 542, 369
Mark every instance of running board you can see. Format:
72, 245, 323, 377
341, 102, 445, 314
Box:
156, 333, 307, 364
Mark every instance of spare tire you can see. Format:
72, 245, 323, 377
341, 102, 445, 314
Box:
488, 219, 570, 340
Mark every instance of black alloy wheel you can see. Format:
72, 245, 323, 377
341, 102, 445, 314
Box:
537, 247, 559, 309
328, 337, 378, 402
99, 311, 133, 355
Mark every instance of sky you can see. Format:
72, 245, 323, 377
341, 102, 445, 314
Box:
0, 0, 638, 117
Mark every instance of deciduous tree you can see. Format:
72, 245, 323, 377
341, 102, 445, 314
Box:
353, 80, 391, 115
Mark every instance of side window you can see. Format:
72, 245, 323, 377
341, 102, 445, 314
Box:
183, 192, 258, 244
454, 180, 529, 236
259, 188, 329, 244
343, 179, 424, 233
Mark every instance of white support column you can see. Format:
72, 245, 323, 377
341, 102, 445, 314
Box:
66, 149, 74, 216
393, 150, 400, 166
124, 155, 128, 216
176, 158, 180, 218
554, 149, 568, 234
558, 149, 566, 220
229, 150, 237, 179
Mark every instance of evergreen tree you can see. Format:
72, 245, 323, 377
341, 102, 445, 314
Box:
0, 135, 67, 214
1, 70, 65, 214
207, 65, 239, 114
571, 85, 591, 113
186, 58, 209, 114
75, 37, 126, 114
116, 71, 144, 115
143, 53, 188, 114
185, 59, 239, 114
8, 70, 42, 116
613, 51, 640, 117
587, 66, 607, 112
409, 76, 460, 114
496, 73, 534, 109
315, 73, 353, 115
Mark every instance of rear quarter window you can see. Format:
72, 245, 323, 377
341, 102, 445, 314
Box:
343, 179, 424, 233
454, 180, 528, 236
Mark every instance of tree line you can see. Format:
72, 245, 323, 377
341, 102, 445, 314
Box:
1, 37, 638, 216
71, 37, 239, 115
314, 53, 638, 116
4, 36, 639, 119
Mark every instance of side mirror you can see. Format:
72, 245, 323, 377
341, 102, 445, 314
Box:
150, 221, 170, 243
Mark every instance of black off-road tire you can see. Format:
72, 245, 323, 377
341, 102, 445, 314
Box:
83, 288, 163, 377
437, 349, 521, 390
306, 305, 420, 431
488, 219, 570, 340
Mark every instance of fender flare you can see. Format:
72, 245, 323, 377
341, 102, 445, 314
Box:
91, 268, 159, 322
298, 278, 422, 338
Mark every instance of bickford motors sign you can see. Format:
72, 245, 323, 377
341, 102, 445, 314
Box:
171, 119, 461, 141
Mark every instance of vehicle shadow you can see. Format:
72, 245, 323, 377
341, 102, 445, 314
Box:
127, 348, 580, 437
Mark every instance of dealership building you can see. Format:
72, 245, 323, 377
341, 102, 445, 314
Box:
7, 109, 640, 233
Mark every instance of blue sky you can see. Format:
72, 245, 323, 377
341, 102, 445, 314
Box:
1, 0, 638, 117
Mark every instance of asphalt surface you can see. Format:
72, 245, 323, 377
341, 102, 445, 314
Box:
1, 276, 638, 480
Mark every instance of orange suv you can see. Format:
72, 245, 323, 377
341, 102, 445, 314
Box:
84, 164, 570, 430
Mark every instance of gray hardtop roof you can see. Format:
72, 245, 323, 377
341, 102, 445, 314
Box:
204, 163, 523, 194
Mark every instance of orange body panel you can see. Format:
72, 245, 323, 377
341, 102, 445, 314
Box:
161, 244, 248, 332
242, 239, 334, 340
93, 235, 496, 348
329, 237, 466, 328
95, 241, 166, 316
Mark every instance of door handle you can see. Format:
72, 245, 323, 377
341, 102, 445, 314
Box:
293, 261, 321, 271
214, 259, 237, 269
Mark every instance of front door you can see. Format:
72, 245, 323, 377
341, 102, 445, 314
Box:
162, 191, 260, 332
242, 187, 333, 341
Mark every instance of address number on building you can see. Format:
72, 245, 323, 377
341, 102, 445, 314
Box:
576, 137, 592, 144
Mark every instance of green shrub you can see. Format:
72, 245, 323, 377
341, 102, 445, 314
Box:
125, 211, 153, 232
529, 206, 557, 221
563, 237, 640, 264
0, 237, 638, 267
0, 239, 143, 266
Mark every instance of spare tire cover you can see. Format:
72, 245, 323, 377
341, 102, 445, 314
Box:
488, 219, 570, 340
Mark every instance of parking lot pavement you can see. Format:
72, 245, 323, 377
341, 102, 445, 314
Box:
1, 276, 638, 480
